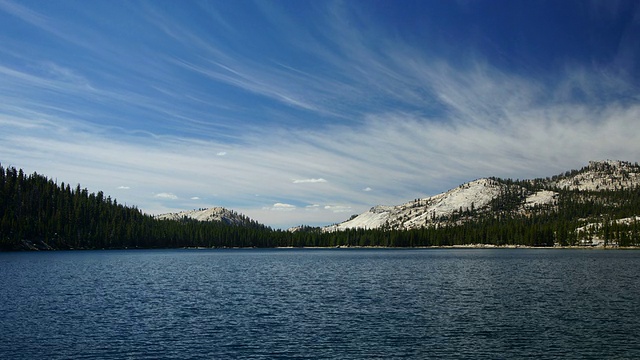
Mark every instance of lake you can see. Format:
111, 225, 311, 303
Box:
1, 248, 640, 359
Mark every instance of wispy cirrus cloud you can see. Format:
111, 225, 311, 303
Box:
154, 193, 178, 200
293, 178, 327, 184
324, 205, 353, 213
3, 59, 640, 227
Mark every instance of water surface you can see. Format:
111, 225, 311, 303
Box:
1, 248, 639, 359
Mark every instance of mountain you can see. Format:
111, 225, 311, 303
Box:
155, 207, 263, 227
324, 160, 640, 233
3, 160, 639, 250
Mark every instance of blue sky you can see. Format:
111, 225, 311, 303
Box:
1, 0, 639, 228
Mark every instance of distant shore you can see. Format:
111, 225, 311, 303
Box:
7, 243, 639, 252
270, 244, 640, 250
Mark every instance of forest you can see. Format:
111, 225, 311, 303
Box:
1, 163, 640, 250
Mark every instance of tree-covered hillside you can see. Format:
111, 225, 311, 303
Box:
2, 162, 640, 250
0, 164, 274, 250
294, 186, 640, 248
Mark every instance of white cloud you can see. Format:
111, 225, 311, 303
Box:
155, 192, 178, 200
363, 187, 372, 192
117, 186, 130, 190
190, 196, 200, 200
292, 178, 327, 184
266, 203, 297, 211
303, 204, 322, 212
217, 151, 227, 156
4, 79, 640, 228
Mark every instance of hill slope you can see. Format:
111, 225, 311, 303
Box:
155, 207, 262, 227
324, 160, 640, 233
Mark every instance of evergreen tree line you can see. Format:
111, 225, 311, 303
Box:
1, 164, 640, 250
0, 165, 275, 250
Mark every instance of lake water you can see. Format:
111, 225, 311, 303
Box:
1, 248, 640, 359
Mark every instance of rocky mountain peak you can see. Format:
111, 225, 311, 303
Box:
155, 207, 260, 227
549, 160, 640, 191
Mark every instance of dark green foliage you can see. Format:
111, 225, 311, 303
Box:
487, 179, 529, 213
0, 164, 277, 250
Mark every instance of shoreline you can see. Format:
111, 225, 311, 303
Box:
271, 244, 640, 250
5, 244, 640, 252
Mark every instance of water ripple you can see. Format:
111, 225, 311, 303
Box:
1, 249, 640, 359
